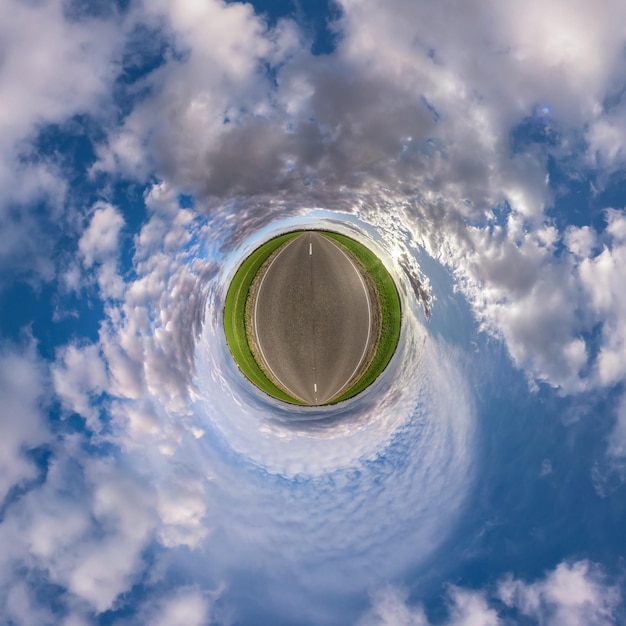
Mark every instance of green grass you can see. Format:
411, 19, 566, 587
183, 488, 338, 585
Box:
223, 229, 401, 406
321, 232, 402, 404
223, 231, 306, 404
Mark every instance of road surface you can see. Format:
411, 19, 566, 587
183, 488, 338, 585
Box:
251, 232, 373, 405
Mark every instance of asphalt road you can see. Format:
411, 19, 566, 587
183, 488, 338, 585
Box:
252, 232, 372, 405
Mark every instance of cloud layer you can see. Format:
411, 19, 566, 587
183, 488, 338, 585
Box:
2, 0, 626, 623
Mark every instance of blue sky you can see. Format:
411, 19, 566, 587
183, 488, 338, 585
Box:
1, 0, 626, 624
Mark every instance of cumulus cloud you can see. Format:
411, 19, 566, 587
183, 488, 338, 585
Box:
359, 585, 498, 626
0, 0, 121, 147
0, 452, 136, 618
77, 203, 126, 299
79, 204, 125, 268
0, 423, 239, 626
134, 586, 218, 626
40, 0, 618, 431
498, 560, 621, 626
52, 343, 108, 430
0, 342, 49, 505
446, 216, 587, 392
361, 561, 621, 626
95, 0, 301, 189
64, 461, 156, 612
98, 202, 215, 419
578, 211, 626, 389
0, 0, 126, 285
358, 586, 429, 626
0, 434, 219, 621
3, 581, 56, 626
155, 474, 209, 549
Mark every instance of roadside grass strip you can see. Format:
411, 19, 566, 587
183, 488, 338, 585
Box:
321, 232, 402, 404
223, 231, 306, 404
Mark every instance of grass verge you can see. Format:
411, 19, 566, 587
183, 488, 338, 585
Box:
321, 232, 402, 404
223, 231, 306, 404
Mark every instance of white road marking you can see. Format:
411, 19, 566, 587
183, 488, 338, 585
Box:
309, 242, 312, 255
314, 383, 317, 392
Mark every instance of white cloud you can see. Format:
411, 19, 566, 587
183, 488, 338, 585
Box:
0, 0, 126, 284
34, 0, 618, 434
4, 581, 55, 626
139, 586, 214, 626
359, 585, 498, 626
14, 457, 154, 613
358, 586, 428, 626
76, 203, 126, 299
0, 424, 218, 621
578, 220, 626, 389
361, 561, 620, 626
565, 226, 597, 260
0, 0, 121, 148
405, 201, 626, 406
64, 462, 156, 612
339, 0, 626, 124
52, 343, 108, 430
429, 214, 587, 393
0, 343, 49, 505
110, 400, 163, 442
79, 204, 125, 268
155, 475, 209, 549
0, 448, 139, 617
87, 187, 216, 436
498, 560, 621, 626
327, 0, 626, 405
445, 587, 500, 626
